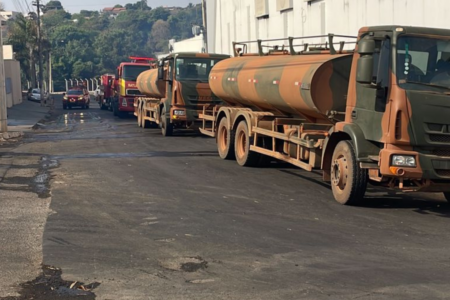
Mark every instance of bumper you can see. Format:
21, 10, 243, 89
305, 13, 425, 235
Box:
119, 97, 135, 112
64, 99, 87, 106
170, 107, 201, 123
378, 148, 450, 192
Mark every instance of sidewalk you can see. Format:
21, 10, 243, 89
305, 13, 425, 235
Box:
7, 99, 51, 132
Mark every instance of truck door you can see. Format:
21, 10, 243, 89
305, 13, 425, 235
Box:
353, 31, 392, 142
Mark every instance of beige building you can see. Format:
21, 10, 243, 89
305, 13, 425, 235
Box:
3, 45, 22, 108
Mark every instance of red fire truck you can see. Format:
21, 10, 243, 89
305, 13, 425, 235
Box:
110, 57, 154, 118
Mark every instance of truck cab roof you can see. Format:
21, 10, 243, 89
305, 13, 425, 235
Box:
163, 52, 230, 60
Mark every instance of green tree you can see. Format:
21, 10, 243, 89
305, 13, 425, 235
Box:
150, 20, 171, 53
7, 14, 38, 86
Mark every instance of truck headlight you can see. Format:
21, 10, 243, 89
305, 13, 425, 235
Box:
391, 155, 416, 167
63, 96, 67, 100
173, 110, 186, 116
78, 96, 83, 100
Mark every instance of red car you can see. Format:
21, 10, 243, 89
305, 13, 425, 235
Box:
63, 88, 90, 109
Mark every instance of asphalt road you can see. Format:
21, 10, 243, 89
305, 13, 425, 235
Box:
1, 96, 450, 299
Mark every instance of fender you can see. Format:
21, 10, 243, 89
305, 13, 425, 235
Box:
232, 111, 254, 134
322, 123, 380, 180
341, 123, 381, 162
217, 107, 233, 131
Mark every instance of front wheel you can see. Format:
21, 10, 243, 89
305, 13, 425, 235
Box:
443, 192, 450, 202
161, 112, 173, 136
113, 103, 118, 116
330, 140, 367, 205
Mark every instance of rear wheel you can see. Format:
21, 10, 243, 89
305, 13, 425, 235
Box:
234, 120, 262, 167
161, 112, 173, 136
330, 140, 367, 205
217, 117, 235, 160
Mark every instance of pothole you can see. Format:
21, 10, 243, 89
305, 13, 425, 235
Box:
160, 256, 208, 272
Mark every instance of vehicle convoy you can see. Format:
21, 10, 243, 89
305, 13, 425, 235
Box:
134, 52, 230, 136
63, 87, 90, 109
200, 25, 450, 205
110, 57, 153, 118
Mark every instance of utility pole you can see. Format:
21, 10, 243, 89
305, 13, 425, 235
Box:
33, 0, 44, 106
201, 0, 208, 53
0, 18, 7, 132
48, 51, 52, 93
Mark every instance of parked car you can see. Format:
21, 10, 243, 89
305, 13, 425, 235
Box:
63, 88, 90, 109
28, 88, 41, 101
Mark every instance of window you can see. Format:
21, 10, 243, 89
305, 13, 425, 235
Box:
122, 65, 151, 81
397, 35, 450, 91
67, 90, 83, 95
277, 0, 293, 11
176, 58, 223, 82
255, 0, 269, 18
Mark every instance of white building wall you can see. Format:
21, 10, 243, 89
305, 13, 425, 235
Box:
210, 0, 450, 56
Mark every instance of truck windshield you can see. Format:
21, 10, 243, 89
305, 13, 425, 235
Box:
397, 35, 450, 91
122, 65, 150, 81
175, 58, 222, 82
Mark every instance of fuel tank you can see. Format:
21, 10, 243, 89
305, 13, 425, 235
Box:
209, 54, 353, 122
136, 69, 166, 98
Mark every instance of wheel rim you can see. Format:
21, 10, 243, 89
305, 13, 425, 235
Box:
218, 124, 228, 152
331, 156, 348, 191
236, 129, 247, 159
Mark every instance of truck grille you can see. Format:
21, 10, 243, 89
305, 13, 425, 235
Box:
429, 134, 450, 143
432, 148, 450, 157
126, 89, 141, 96
436, 170, 450, 177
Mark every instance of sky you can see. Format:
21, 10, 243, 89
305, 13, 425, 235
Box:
3, 0, 201, 14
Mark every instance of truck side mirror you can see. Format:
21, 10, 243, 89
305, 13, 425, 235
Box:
356, 39, 375, 84
115, 68, 119, 80
158, 66, 164, 80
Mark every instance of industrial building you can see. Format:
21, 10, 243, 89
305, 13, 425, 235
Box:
207, 0, 450, 55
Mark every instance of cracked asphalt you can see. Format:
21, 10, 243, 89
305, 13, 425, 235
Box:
1, 96, 450, 299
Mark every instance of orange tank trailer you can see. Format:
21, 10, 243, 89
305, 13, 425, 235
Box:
200, 27, 450, 205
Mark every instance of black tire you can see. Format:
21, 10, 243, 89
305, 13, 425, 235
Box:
217, 117, 235, 160
63, 105, 67, 110
256, 136, 273, 167
234, 120, 262, 167
137, 105, 143, 127
86, 104, 90, 109
161, 112, 173, 136
113, 103, 118, 116
330, 140, 367, 205
443, 192, 450, 202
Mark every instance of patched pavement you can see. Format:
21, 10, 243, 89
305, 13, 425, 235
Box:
1, 98, 450, 299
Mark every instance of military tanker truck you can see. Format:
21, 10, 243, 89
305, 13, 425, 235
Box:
200, 26, 450, 205
134, 52, 230, 136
